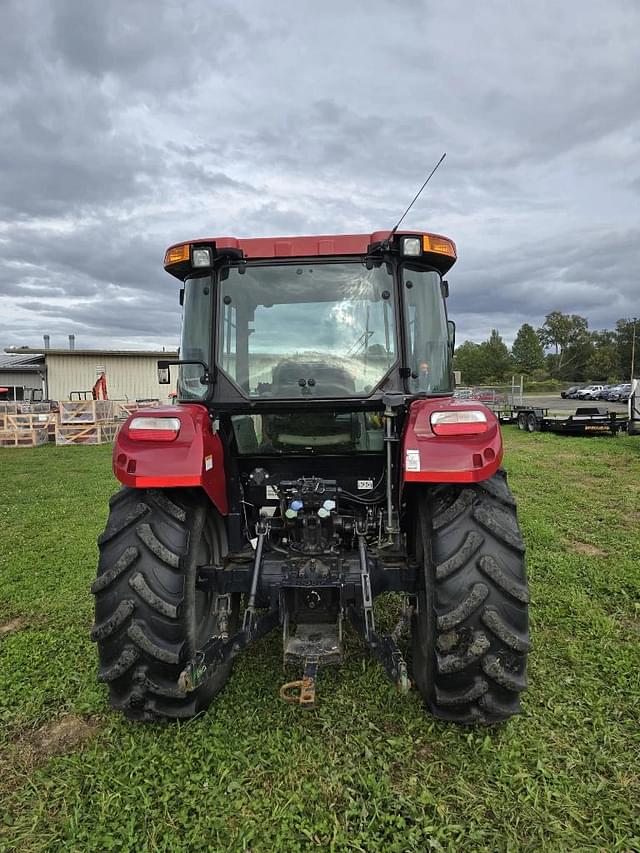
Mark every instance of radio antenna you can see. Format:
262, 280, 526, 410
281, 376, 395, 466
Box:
390, 152, 446, 234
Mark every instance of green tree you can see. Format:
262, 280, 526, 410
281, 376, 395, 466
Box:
453, 341, 484, 385
511, 323, 544, 374
615, 317, 639, 379
586, 330, 620, 381
479, 329, 513, 382
538, 311, 590, 377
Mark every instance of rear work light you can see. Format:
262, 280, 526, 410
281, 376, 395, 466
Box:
191, 247, 212, 268
430, 410, 488, 435
128, 416, 181, 442
401, 236, 422, 256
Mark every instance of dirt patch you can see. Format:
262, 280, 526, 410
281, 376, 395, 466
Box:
0, 617, 28, 636
15, 715, 102, 767
571, 542, 607, 557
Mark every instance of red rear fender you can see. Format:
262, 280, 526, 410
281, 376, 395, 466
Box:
401, 398, 503, 484
113, 404, 228, 514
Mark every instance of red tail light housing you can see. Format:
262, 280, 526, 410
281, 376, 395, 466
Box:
127, 416, 181, 442
430, 410, 488, 436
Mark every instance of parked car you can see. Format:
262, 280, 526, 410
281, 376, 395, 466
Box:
561, 386, 579, 398
602, 384, 623, 401
597, 385, 616, 399
576, 385, 604, 399
611, 383, 632, 402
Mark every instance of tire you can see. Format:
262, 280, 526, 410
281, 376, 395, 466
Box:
526, 413, 538, 432
411, 470, 529, 724
517, 412, 527, 431
91, 487, 239, 721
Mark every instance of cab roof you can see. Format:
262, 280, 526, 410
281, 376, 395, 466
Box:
164, 230, 458, 279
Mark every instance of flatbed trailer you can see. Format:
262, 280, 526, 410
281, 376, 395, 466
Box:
492, 405, 628, 436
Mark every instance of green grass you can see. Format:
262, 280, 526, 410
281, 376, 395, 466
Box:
1, 434, 639, 852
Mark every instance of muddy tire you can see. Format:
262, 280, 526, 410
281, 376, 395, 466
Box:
91, 487, 238, 721
411, 470, 529, 724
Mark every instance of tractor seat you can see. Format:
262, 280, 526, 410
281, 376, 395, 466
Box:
264, 360, 359, 450
271, 360, 356, 397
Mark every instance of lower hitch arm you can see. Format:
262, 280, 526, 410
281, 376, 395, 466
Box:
179, 519, 274, 693
178, 609, 279, 693
351, 534, 411, 693
348, 607, 411, 694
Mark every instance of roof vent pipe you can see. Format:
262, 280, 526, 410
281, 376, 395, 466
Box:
69, 334, 75, 351
44, 335, 50, 350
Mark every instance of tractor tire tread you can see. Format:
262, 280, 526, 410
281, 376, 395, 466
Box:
478, 555, 529, 603
129, 572, 180, 618
482, 607, 531, 651
434, 678, 489, 707
147, 490, 187, 522
90, 547, 139, 593
91, 599, 136, 641
98, 503, 149, 546
411, 468, 529, 725
127, 620, 182, 665
432, 489, 474, 530
136, 523, 181, 568
92, 487, 235, 722
472, 504, 525, 553
98, 646, 139, 682
437, 583, 489, 630
435, 531, 484, 580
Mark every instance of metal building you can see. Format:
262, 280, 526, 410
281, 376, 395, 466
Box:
0, 353, 45, 401
5, 344, 178, 402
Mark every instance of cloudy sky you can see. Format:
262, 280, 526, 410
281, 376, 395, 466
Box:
1, 0, 638, 352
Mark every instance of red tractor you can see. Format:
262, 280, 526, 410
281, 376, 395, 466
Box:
92, 230, 529, 724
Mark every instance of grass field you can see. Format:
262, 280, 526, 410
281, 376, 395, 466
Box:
1, 431, 639, 852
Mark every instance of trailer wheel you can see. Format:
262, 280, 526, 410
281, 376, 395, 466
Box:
91, 487, 239, 721
526, 413, 538, 432
517, 412, 527, 430
411, 470, 529, 724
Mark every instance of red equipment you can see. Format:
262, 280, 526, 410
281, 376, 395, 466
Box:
92, 372, 108, 400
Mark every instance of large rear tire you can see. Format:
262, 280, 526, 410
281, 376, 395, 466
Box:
411, 470, 529, 724
91, 488, 238, 721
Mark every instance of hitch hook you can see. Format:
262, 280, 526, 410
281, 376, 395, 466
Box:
279, 656, 319, 709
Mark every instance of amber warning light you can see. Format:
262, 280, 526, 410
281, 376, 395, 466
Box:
164, 244, 190, 266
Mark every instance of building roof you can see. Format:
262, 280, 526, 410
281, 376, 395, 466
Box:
5, 347, 177, 358
0, 352, 44, 370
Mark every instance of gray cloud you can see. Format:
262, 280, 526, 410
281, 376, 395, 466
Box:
1, 0, 639, 351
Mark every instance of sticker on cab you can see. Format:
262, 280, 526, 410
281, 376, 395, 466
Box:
357, 479, 374, 490
204, 455, 213, 471
405, 449, 421, 471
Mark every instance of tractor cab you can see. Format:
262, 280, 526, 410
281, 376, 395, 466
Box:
165, 231, 456, 456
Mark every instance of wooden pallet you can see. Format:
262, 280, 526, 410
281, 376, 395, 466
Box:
0, 402, 51, 415
0, 413, 54, 431
0, 427, 49, 448
55, 422, 119, 446
59, 400, 115, 425
115, 401, 162, 419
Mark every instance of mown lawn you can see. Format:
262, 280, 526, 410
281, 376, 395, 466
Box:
0, 432, 639, 852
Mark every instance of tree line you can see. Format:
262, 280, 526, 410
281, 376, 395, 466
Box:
453, 312, 637, 385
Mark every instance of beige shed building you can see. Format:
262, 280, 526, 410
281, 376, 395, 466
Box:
6, 346, 178, 403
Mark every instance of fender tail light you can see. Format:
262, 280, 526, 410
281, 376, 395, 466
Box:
128, 416, 181, 442
430, 410, 488, 435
